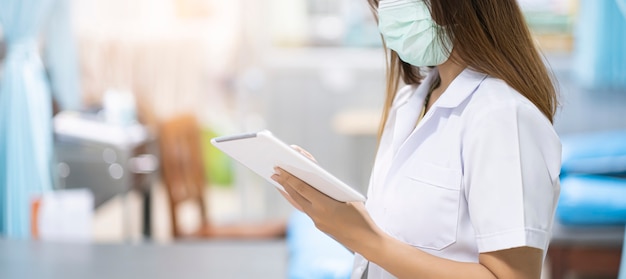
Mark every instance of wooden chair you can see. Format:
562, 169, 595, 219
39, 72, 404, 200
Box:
158, 114, 286, 239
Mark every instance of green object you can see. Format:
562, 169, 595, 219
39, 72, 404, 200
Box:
201, 128, 234, 187
524, 11, 573, 34
378, 0, 453, 67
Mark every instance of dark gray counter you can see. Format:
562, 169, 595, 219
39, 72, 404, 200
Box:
0, 239, 287, 279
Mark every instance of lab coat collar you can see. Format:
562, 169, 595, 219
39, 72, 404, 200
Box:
433, 68, 487, 108
385, 67, 488, 180
393, 67, 488, 111
390, 69, 440, 154
431, 67, 488, 109
389, 67, 486, 151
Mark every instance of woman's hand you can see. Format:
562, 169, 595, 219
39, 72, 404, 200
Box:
276, 187, 304, 212
274, 145, 317, 212
290, 145, 317, 163
271, 167, 382, 253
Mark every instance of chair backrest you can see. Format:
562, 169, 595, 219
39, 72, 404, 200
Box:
158, 114, 209, 237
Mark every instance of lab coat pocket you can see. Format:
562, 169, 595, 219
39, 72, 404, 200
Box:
386, 162, 462, 251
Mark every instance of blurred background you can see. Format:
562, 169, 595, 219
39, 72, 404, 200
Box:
0, 0, 625, 278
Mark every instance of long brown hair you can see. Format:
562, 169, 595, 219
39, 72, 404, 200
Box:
368, 0, 558, 138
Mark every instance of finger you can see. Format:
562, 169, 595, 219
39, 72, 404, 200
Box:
276, 188, 304, 212
290, 145, 317, 163
276, 167, 335, 207
282, 181, 312, 212
271, 169, 312, 208
276, 167, 317, 202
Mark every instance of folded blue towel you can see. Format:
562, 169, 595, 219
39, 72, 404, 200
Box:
557, 174, 626, 225
561, 130, 626, 175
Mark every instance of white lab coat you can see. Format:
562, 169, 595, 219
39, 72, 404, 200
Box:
351, 67, 561, 279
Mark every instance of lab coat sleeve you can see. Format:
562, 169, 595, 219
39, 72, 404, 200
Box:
462, 101, 561, 253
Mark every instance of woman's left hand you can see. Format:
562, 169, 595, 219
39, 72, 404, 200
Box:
271, 167, 382, 253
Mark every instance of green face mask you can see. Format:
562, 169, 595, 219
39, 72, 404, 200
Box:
378, 0, 452, 67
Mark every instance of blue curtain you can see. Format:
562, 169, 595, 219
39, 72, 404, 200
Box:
0, 0, 55, 238
44, 0, 81, 111
573, 0, 626, 89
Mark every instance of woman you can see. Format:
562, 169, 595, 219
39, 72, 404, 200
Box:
272, 0, 561, 278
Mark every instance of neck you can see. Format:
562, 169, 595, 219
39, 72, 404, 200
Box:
429, 52, 465, 104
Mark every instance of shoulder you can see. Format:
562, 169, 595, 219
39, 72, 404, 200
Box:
460, 76, 562, 185
462, 76, 560, 158
469, 77, 532, 109
464, 76, 552, 129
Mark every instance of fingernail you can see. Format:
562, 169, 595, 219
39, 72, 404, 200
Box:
271, 174, 278, 181
274, 167, 282, 175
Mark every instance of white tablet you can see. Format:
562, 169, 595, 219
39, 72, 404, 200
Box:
211, 130, 366, 202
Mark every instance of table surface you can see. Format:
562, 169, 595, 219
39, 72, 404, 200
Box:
0, 239, 287, 279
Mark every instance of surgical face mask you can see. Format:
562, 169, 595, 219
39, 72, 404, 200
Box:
378, 0, 452, 67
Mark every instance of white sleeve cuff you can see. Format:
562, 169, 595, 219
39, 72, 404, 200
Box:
475, 228, 550, 253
